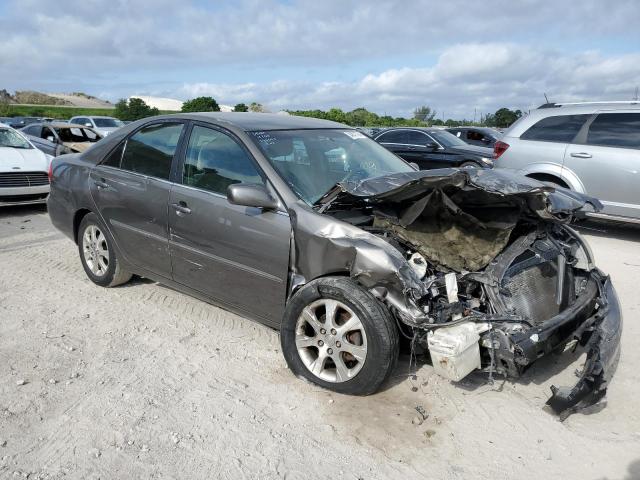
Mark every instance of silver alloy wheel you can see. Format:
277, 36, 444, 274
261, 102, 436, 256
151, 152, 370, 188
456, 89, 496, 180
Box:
295, 299, 368, 383
82, 224, 109, 277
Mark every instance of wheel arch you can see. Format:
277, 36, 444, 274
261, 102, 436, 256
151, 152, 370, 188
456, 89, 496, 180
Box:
72, 208, 93, 244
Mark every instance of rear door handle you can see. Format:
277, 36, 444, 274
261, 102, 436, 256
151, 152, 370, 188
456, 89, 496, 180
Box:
570, 152, 592, 159
94, 180, 109, 189
171, 202, 191, 215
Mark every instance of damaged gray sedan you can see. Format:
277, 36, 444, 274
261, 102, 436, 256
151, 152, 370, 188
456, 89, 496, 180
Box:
47, 113, 622, 418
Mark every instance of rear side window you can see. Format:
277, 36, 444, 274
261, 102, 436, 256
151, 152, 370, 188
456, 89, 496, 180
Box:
520, 114, 589, 143
377, 130, 408, 144
182, 125, 263, 195
120, 123, 184, 180
586, 113, 640, 149
23, 125, 41, 136
467, 130, 484, 141
406, 131, 428, 145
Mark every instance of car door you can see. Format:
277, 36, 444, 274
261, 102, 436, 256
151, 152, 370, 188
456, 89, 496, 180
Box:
89, 121, 186, 278
404, 130, 447, 169
168, 123, 291, 327
564, 111, 640, 219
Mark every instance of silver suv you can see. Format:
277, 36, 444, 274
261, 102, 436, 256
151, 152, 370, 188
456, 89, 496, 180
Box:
493, 101, 640, 223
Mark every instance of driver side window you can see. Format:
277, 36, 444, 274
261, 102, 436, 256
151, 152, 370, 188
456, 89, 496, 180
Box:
182, 126, 263, 195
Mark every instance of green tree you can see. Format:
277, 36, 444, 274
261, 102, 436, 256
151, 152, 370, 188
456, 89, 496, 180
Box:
181, 96, 220, 113
413, 105, 436, 123
114, 98, 159, 121
486, 108, 522, 128
233, 103, 248, 112
0, 100, 11, 117
249, 102, 265, 112
326, 108, 346, 123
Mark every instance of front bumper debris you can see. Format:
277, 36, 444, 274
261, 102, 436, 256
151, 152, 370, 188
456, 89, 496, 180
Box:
546, 278, 622, 420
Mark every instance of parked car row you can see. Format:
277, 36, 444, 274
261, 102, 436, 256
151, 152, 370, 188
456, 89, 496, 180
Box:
20, 122, 103, 156
0, 115, 122, 205
373, 127, 495, 169
3, 103, 640, 224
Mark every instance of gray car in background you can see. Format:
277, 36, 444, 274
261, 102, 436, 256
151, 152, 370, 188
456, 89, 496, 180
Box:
493, 101, 640, 223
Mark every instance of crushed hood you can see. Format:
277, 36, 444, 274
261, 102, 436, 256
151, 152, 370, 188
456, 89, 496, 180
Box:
318, 169, 602, 272
319, 168, 601, 219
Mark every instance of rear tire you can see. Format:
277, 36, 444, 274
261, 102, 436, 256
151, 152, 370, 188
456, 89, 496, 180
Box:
280, 277, 399, 395
77, 213, 132, 287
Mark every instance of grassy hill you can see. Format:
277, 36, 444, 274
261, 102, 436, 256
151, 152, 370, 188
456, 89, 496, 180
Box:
1, 104, 178, 119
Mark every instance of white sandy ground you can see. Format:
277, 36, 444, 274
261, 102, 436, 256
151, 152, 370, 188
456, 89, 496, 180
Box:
0, 204, 639, 480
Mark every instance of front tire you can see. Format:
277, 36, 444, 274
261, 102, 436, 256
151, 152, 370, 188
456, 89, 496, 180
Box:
78, 213, 132, 287
280, 277, 399, 395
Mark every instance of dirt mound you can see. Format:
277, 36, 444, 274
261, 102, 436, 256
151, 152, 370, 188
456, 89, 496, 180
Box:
13, 90, 72, 105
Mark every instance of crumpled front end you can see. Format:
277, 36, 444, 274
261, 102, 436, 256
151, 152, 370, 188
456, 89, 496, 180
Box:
292, 168, 621, 418
545, 278, 622, 420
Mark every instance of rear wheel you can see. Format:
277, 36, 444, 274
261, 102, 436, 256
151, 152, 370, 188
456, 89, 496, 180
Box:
78, 213, 132, 287
280, 277, 399, 395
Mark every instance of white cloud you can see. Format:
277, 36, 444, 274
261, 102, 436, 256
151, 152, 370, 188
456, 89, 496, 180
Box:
0, 1, 638, 118
179, 45, 640, 118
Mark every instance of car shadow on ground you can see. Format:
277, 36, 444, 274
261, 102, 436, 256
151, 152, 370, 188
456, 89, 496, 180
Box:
0, 203, 47, 219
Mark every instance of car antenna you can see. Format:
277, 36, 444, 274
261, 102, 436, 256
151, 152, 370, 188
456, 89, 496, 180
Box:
544, 93, 550, 104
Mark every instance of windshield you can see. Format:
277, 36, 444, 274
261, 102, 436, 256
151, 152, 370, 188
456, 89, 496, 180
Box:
250, 129, 414, 204
428, 130, 469, 148
93, 118, 123, 128
0, 127, 32, 149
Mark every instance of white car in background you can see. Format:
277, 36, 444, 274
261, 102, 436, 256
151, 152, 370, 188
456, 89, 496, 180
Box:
0, 123, 52, 205
68, 115, 124, 137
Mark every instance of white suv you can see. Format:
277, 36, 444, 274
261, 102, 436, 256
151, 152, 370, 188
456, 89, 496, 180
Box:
69, 116, 124, 137
493, 101, 640, 223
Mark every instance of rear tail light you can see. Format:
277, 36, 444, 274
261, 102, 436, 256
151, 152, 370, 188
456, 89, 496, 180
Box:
48, 158, 54, 182
493, 140, 510, 159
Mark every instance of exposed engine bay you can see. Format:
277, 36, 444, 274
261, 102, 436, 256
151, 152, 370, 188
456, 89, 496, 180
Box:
304, 168, 622, 419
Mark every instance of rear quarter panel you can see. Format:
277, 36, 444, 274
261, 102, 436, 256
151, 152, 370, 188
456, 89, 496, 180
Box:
47, 153, 96, 241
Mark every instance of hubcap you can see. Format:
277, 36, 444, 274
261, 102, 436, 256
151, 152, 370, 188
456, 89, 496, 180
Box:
82, 225, 109, 277
295, 299, 368, 383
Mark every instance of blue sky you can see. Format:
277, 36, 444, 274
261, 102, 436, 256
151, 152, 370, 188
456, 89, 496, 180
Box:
1, 0, 639, 118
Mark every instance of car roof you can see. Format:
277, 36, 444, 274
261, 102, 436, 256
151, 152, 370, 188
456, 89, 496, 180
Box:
504, 101, 640, 137
375, 126, 447, 134
72, 115, 117, 119
164, 112, 347, 131
31, 122, 87, 128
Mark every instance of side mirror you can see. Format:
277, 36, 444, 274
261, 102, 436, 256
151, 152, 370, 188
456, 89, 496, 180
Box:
46, 136, 55, 143
85, 122, 93, 128
227, 183, 278, 210
409, 162, 420, 170
425, 142, 439, 150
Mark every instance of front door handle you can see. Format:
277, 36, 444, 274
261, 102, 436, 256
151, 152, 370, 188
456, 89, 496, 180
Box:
171, 202, 191, 215
94, 179, 109, 189
570, 152, 592, 159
